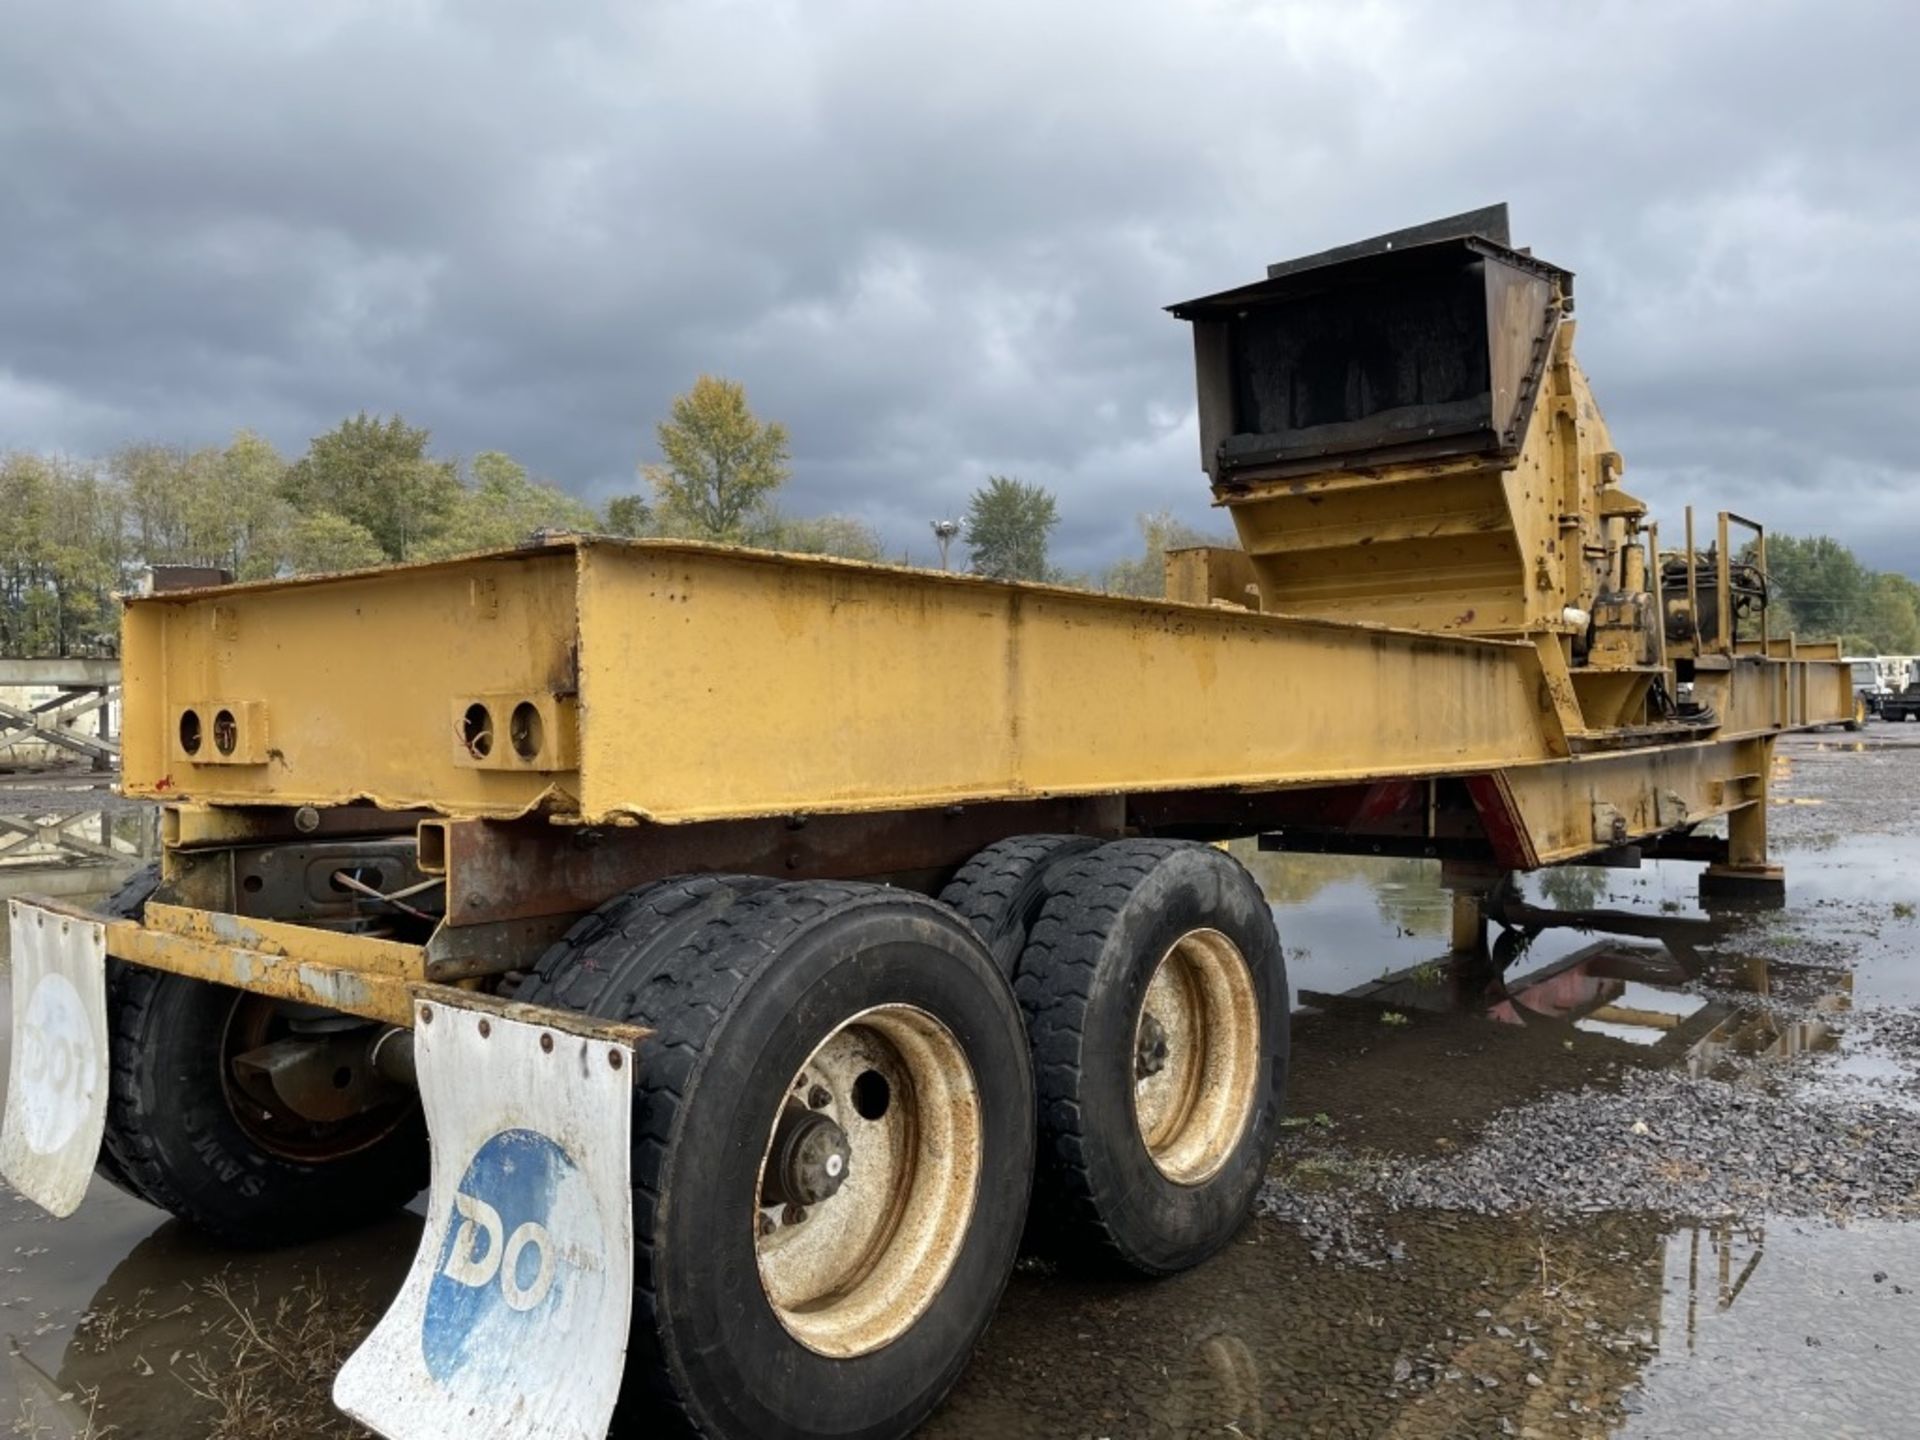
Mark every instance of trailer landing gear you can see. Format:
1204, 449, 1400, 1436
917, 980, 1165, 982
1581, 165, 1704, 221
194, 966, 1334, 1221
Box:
1699, 863, 1787, 906
1700, 775, 1787, 908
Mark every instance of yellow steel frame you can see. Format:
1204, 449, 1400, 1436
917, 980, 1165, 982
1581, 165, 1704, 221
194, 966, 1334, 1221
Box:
20, 893, 650, 1034
97, 536, 1854, 1019
112, 902, 427, 1027
120, 544, 584, 820
1494, 734, 1771, 867
119, 537, 1851, 826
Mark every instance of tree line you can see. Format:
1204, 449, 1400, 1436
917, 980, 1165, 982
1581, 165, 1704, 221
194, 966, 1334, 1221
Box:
0, 374, 1205, 657
4, 373, 1907, 657
1751, 534, 1920, 655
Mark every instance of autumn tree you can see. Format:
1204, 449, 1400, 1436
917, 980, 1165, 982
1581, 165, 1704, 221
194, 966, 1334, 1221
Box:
643, 376, 789, 540
964, 475, 1058, 581
282, 413, 460, 561
417, 452, 597, 559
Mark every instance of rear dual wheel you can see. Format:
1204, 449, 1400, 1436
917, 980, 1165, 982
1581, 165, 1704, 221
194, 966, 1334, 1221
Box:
937, 833, 1099, 974
947, 837, 1289, 1275
523, 880, 1034, 1440
90, 866, 425, 1244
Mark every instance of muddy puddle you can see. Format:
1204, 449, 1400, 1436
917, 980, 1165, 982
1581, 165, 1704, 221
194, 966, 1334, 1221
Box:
4, 729, 1920, 1436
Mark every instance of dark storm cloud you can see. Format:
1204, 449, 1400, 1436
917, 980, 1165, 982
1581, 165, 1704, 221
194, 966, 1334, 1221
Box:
2, 0, 1915, 573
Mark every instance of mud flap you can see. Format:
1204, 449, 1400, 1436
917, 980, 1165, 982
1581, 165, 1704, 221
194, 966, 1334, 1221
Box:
1, 900, 110, 1219
334, 993, 637, 1440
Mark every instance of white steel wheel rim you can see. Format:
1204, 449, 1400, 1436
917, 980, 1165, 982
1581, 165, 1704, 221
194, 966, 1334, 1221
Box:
753, 1003, 982, 1358
1131, 927, 1262, 1186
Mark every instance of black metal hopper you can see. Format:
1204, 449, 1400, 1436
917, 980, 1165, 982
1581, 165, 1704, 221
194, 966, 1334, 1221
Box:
1169, 204, 1572, 481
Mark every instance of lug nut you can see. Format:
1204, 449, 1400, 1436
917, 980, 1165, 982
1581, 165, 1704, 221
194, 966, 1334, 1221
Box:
783, 1203, 808, 1226
808, 1085, 832, 1110
1136, 1012, 1171, 1080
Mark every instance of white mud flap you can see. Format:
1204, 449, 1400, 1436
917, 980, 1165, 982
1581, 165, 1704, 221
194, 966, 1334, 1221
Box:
335, 994, 637, 1440
1, 900, 110, 1218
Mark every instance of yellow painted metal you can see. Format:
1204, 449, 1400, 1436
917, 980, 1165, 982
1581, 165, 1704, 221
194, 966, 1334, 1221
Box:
1497, 735, 1770, 866
571, 542, 1561, 821
106, 902, 429, 1026
121, 545, 583, 818
117, 535, 1853, 828
1163, 546, 1258, 609
1214, 326, 1633, 643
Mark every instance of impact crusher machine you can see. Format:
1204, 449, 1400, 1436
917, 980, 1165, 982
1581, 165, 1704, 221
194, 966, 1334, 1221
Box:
1, 208, 1851, 1439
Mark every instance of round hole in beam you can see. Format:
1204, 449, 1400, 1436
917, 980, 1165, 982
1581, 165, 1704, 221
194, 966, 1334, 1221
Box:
510, 701, 544, 761
461, 702, 493, 759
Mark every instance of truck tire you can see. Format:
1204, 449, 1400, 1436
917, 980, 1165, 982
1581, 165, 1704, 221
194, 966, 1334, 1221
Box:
937, 833, 1100, 976
93, 865, 161, 1204
95, 870, 428, 1244
100, 863, 161, 923
98, 967, 428, 1245
1015, 839, 1288, 1276
515, 873, 774, 1013
541, 881, 1034, 1440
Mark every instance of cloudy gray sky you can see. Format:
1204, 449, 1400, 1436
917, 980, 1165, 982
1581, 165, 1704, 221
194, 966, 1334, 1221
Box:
3, 0, 1915, 575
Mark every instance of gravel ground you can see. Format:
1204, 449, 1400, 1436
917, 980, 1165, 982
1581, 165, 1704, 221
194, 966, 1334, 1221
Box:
1264, 1065, 1920, 1227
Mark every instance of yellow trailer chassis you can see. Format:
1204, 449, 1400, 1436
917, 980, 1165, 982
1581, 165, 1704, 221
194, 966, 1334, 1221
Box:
85, 533, 1847, 1025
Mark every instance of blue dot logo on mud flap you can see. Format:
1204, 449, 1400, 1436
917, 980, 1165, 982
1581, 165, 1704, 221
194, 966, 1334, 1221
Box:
423, 1128, 606, 1384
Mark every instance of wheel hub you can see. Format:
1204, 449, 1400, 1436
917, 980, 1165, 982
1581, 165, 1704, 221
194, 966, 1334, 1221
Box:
219, 995, 413, 1161
762, 1107, 853, 1207
1135, 1011, 1171, 1079
1131, 927, 1262, 1187
754, 1004, 983, 1358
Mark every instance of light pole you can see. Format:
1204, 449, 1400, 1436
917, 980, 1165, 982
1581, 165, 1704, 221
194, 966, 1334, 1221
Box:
930, 519, 960, 571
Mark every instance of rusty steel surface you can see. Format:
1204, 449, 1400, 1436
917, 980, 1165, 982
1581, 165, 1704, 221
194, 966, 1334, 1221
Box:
164, 836, 431, 923
230, 1029, 405, 1126
424, 796, 1127, 927
103, 902, 430, 1027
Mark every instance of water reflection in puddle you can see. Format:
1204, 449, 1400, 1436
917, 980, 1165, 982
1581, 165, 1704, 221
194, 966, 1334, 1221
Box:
1627, 1220, 1920, 1438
